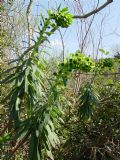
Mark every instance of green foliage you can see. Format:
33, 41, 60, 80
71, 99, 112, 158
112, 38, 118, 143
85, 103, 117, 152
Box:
78, 83, 99, 119
99, 48, 109, 55
96, 58, 114, 73
102, 58, 114, 68
0, 133, 11, 148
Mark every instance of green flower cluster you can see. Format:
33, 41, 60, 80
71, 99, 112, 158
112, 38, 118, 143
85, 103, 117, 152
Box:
67, 51, 94, 72
102, 58, 113, 68
49, 7, 73, 28
53, 51, 95, 84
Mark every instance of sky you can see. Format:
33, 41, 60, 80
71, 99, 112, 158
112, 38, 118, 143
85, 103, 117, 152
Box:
30, 0, 120, 58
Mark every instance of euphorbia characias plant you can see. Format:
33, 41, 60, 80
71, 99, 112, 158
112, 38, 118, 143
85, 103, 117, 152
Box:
0, 6, 73, 160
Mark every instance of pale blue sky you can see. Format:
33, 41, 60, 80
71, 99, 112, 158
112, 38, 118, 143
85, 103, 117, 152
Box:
30, 0, 120, 58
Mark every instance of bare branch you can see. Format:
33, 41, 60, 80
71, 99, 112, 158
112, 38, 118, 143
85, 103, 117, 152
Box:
73, 0, 113, 19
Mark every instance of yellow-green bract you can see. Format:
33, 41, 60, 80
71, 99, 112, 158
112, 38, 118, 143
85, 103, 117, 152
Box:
48, 7, 73, 28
